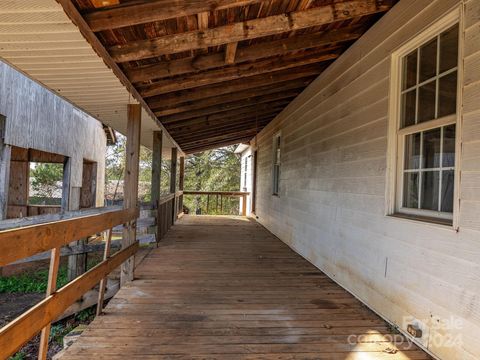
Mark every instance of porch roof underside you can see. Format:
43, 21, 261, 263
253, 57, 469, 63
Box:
64, 0, 397, 153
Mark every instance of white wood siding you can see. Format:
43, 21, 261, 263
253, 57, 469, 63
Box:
240, 148, 253, 215
253, 1, 480, 359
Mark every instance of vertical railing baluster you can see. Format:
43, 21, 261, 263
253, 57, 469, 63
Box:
97, 228, 113, 316
38, 246, 61, 360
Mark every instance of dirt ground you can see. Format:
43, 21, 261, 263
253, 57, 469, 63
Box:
0, 292, 44, 328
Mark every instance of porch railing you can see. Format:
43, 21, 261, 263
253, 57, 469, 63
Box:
183, 191, 249, 216
0, 206, 139, 359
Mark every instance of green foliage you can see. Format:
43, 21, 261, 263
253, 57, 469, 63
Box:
184, 146, 241, 215
9, 351, 26, 360
75, 307, 95, 322
30, 163, 63, 200
0, 266, 68, 294
104, 132, 156, 202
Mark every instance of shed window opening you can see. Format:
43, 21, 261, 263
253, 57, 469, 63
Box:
397, 23, 458, 221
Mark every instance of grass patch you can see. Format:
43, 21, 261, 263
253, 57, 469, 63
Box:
0, 266, 68, 293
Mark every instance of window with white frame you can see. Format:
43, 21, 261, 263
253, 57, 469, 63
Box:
394, 22, 459, 222
272, 133, 281, 196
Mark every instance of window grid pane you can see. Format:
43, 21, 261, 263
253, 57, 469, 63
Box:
402, 125, 455, 213
399, 25, 458, 129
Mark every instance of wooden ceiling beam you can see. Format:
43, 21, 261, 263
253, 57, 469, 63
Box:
109, 1, 391, 62
126, 27, 361, 83
179, 129, 261, 147
163, 100, 289, 125
225, 42, 238, 64
167, 110, 278, 134
158, 90, 299, 123
183, 137, 254, 154
152, 79, 308, 117
85, 0, 268, 32
165, 104, 284, 130
145, 64, 322, 106
197, 12, 210, 30
169, 116, 273, 142
139, 49, 337, 97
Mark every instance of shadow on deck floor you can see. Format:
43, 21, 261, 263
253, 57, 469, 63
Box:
58, 215, 431, 359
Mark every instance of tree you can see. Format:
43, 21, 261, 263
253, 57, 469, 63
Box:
30, 163, 63, 202
183, 146, 241, 214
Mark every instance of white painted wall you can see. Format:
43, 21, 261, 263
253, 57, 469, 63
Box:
252, 1, 480, 359
239, 147, 253, 215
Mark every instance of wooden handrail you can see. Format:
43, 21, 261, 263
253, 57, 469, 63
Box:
0, 207, 138, 266
159, 193, 175, 205
0, 206, 140, 358
183, 191, 250, 196
183, 191, 250, 216
0, 241, 138, 358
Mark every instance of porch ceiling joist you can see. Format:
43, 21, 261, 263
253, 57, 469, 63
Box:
59, 0, 396, 152
183, 137, 254, 154
167, 116, 274, 144
138, 50, 339, 97
153, 79, 309, 117
108, 0, 390, 62
157, 90, 300, 122
163, 101, 289, 126
165, 106, 283, 133
126, 27, 363, 83
84, 0, 269, 32
147, 66, 324, 107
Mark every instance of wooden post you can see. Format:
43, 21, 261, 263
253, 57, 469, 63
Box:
121, 104, 141, 286
0, 115, 11, 220
38, 247, 61, 360
151, 131, 162, 243
179, 156, 185, 191
242, 194, 247, 216
206, 194, 210, 214
64, 157, 86, 281
170, 147, 178, 222
96, 228, 113, 316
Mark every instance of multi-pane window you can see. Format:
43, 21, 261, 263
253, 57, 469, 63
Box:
272, 134, 281, 196
397, 24, 458, 220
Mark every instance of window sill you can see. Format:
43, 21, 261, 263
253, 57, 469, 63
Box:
389, 213, 453, 227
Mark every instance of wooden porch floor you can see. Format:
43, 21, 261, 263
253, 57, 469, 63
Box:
59, 215, 431, 359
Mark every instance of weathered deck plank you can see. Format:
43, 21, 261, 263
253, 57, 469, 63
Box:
59, 215, 431, 359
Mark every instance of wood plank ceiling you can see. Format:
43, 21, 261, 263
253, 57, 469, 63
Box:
65, 0, 397, 153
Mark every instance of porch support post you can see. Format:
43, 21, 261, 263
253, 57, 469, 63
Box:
170, 147, 178, 222
121, 104, 141, 286
63, 157, 86, 281
179, 156, 185, 191
0, 115, 11, 220
178, 156, 185, 216
151, 130, 162, 243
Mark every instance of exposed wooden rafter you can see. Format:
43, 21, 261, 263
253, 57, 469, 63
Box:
152, 79, 309, 117
85, 0, 268, 32
109, 1, 390, 62
146, 65, 324, 105
64, 0, 396, 152
225, 42, 238, 64
158, 91, 299, 122
126, 27, 362, 83
139, 50, 338, 97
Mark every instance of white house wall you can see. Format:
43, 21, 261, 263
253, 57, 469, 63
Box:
240, 148, 253, 215
253, 0, 480, 359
